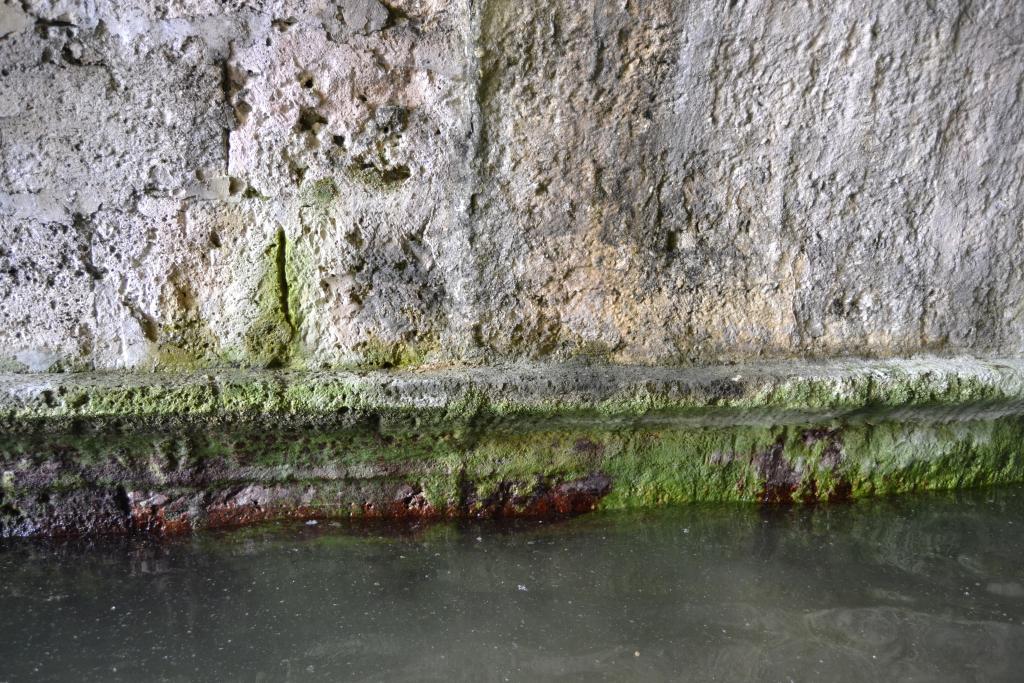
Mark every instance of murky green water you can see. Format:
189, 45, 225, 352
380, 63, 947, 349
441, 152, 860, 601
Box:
3, 489, 1024, 681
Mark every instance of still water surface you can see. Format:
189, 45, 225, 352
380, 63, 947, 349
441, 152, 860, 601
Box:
3, 488, 1024, 681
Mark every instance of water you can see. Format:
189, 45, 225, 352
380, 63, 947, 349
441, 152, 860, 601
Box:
3, 489, 1024, 681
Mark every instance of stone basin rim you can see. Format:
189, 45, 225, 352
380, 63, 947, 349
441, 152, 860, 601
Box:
2, 355, 1024, 433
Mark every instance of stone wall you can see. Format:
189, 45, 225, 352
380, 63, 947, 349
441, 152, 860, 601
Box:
2, 0, 1022, 371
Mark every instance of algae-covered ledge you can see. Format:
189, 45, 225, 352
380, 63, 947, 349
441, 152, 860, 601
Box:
4, 356, 1024, 431
3, 357, 1024, 537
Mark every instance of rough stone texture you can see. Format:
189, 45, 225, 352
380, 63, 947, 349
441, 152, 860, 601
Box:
1, 0, 1023, 370
5, 356, 1024, 433
5, 357, 1024, 537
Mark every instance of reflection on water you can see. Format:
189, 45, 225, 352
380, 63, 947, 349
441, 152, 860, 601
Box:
2, 488, 1024, 681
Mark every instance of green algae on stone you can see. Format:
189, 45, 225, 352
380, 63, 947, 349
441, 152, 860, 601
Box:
4, 357, 1024, 434
353, 335, 438, 370
3, 402, 1024, 536
243, 228, 296, 368
151, 316, 223, 371
302, 177, 339, 208
344, 160, 412, 192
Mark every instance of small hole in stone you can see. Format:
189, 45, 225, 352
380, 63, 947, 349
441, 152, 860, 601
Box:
272, 17, 297, 31
295, 108, 328, 134
61, 44, 82, 65
234, 100, 252, 125
380, 164, 411, 184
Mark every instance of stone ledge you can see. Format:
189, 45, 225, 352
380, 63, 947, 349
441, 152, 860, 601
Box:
4, 356, 1024, 537
3, 356, 1024, 432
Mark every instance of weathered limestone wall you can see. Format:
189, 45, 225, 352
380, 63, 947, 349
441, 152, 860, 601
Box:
2, 0, 1023, 371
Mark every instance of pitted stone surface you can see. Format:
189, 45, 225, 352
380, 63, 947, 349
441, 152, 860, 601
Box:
1, 0, 1023, 370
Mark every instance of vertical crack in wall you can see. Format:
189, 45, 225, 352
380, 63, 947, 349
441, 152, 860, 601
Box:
242, 227, 296, 368
275, 226, 294, 334
220, 56, 234, 171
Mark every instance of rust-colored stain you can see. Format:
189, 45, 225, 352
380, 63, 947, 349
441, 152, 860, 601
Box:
752, 429, 853, 505
754, 441, 800, 504
110, 473, 614, 536
467, 474, 613, 519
